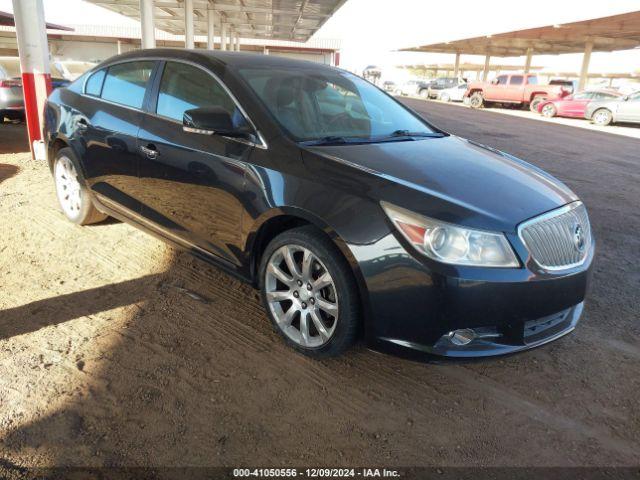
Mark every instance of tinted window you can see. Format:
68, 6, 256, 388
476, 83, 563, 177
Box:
156, 62, 239, 123
527, 76, 538, 85
85, 69, 106, 97
510, 75, 523, 85
496, 75, 508, 85
458, 84, 467, 89
101, 61, 154, 109
238, 67, 434, 142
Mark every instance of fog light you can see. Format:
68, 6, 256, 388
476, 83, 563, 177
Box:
447, 329, 476, 346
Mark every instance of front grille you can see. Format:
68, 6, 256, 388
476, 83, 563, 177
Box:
518, 202, 591, 270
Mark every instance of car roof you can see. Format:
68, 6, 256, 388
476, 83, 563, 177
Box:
101, 48, 341, 72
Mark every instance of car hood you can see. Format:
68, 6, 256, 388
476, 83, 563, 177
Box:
303, 135, 576, 233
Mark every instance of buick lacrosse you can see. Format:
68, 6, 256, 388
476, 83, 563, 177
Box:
44, 50, 593, 358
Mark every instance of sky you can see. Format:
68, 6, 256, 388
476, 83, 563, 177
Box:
1, 0, 639, 79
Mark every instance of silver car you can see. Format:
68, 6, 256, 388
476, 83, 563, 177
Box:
0, 57, 25, 121
586, 91, 640, 126
437, 83, 468, 102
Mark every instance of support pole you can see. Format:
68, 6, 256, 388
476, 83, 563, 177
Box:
117, 39, 122, 54
482, 54, 491, 81
139, 0, 155, 49
207, 8, 215, 50
453, 52, 460, 78
578, 40, 593, 92
12, 0, 52, 160
235, 33, 240, 52
184, 0, 194, 49
524, 47, 533, 74
220, 22, 227, 50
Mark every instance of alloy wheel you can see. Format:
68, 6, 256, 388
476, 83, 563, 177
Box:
265, 244, 339, 348
593, 109, 611, 126
542, 104, 556, 117
55, 156, 82, 218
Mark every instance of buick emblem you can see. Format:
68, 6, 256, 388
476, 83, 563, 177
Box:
573, 224, 586, 253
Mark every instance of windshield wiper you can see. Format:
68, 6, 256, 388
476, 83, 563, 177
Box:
300, 136, 362, 146
389, 130, 446, 138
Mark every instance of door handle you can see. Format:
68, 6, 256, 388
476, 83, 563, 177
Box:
140, 144, 159, 160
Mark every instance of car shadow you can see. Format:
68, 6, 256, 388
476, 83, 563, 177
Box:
0, 163, 19, 184
0, 123, 29, 154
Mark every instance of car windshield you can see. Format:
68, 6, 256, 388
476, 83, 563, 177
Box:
237, 67, 438, 143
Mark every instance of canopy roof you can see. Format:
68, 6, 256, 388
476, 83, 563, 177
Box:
85, 0, 347, 42
0, 10, 73, 31
402, 11, 640, 56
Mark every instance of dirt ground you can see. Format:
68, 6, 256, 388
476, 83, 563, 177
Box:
0, 101, 639, 472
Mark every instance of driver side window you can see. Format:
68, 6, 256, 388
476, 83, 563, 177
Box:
156, 61, 246, 127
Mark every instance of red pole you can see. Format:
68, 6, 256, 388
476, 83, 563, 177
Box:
12, 0, 52, 159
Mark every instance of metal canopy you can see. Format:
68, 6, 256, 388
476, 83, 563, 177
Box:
402, 11, 640, 56
85, 0, 347, 41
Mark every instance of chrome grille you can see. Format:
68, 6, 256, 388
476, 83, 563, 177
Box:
518, 202, 591, 270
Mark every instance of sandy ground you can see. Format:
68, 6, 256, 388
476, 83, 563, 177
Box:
0, 103, 639, 473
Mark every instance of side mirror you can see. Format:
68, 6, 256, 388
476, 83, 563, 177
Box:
183, 106, 250, 138
623, 95, 630, 101
491, 78, 499, 85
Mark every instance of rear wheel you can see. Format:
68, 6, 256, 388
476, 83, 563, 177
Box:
54, 148, 107, 225
469, 92, 483, 108
530, 95, 546, 112
541, 103, 557, 118
592, 108, 613, 126
259, 226, 360, 358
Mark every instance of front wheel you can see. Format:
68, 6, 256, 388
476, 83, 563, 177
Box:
592, 108, 613, 126
53, 148, 107, 225
469, 92, 483, 108
259, 226, 360, 358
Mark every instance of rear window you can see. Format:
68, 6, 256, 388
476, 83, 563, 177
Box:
85, 69, 106, 97
101, 61, 154, 109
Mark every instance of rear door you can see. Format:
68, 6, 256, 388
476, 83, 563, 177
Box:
79, 60, 156, 214
136, 60, 255, 266
506, 75, 524, 102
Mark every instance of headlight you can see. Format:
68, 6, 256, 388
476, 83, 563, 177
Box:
381, 202, 519, 268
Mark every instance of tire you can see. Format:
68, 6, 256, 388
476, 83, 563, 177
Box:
529, 95, 546, 112
541, 103, 557, 118
259, 226, 360, 358
591, 108, 613, 126
419, 89, 429, 98
440, 92, 450, 102
53, 147, 107, 225
469, 92, 483, 108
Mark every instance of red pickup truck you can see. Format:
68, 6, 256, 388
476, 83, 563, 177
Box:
464, 74, 567, 112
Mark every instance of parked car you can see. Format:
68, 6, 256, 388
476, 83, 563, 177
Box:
465, 73, 567, 111
395, 79, 432, 97
382, 80, 396, 92
0, 57, 70, 121
427, 77, 464, 99
436, 83, 468, 102
549, 79, 579, 95
537, 90, 622, 118
54, 60, 97, 80
44, 50, 593, 359
585, 91, 640, 126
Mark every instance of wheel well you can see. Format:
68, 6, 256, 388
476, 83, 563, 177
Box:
48, 138, 68, 172
250, 215, 313, 283
529, 92, 547, 102
468, 89, 483, 96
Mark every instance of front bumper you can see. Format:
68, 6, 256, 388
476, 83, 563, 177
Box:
349, 232, 593, 358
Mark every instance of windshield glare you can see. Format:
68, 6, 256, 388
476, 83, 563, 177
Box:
237, 67, 435, 142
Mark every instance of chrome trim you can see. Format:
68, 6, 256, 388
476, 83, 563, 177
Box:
183, 126, 215, 135
517, 201, 591, 272
80, 56, 268, 150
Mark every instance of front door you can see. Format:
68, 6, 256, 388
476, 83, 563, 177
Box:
484, 75, 508, 101
136, 60, 254, 266
616, 92, 640, 123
